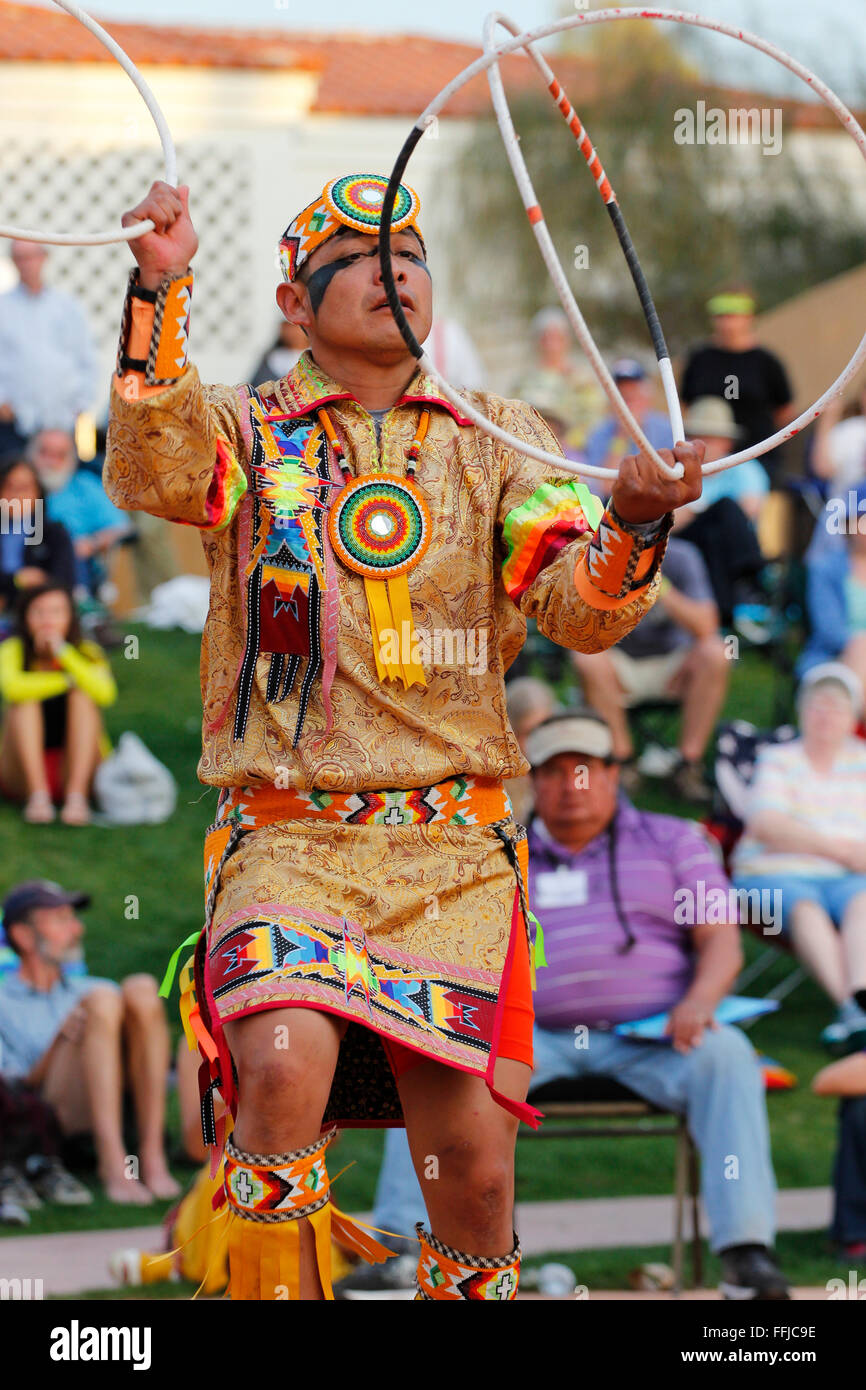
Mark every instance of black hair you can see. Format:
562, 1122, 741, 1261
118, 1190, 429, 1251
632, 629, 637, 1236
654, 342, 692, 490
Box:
15, 584, 82, 670
296, 223, 426, 287
0, 454, 44, 503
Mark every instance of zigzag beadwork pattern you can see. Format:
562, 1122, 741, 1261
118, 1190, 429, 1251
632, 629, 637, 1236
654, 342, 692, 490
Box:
233, 393, 337, 747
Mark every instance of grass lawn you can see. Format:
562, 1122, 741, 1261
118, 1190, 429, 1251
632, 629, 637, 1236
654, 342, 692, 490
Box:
0, 628, 850, 1288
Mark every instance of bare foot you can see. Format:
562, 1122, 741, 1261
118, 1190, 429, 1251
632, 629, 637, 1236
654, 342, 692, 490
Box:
60, 793, 91, 826
140, 1161, 181, 1200
23, 790, 55, 824
102, 1176, 154, 1205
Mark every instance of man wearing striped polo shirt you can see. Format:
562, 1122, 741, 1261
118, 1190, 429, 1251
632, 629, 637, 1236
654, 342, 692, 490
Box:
524, 710, 789, 1300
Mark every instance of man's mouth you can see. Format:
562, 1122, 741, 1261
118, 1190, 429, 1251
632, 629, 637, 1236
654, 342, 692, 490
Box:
372, 293, 414, 313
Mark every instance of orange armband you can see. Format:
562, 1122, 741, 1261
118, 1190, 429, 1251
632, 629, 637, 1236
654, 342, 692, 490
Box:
114, 267, 193, 401
574, 503, 672, 610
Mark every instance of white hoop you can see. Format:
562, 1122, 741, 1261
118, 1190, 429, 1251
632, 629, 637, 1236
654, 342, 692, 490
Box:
483, 12, 681, 481
0, 0, 177, 246
386, 9, 866, 481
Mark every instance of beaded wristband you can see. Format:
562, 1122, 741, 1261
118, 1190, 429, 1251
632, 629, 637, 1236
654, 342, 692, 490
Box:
115, 267, 193, 386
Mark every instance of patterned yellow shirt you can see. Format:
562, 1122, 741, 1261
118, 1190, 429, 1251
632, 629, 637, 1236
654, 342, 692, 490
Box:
105, 349, 662, 792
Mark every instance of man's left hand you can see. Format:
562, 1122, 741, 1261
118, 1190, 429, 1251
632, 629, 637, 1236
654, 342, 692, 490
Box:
664, 995, 718, 1054
610, 439, 705, 525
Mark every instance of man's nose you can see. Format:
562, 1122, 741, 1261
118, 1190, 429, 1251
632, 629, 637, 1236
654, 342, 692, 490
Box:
372, 251, 406, 286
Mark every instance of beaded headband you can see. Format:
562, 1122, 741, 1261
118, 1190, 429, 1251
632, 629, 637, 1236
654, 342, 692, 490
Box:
278, 173, 423, 283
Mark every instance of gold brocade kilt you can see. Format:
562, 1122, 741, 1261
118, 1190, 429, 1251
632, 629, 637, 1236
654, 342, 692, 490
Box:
202, 813, 531, 1128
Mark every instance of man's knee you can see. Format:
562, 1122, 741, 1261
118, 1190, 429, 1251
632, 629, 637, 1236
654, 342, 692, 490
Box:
82, 984, 123, 1026
121, 973, 163, 1018
693, 633, 729, 673
692, 1025, 757, 1079
427, 1137, 511, 1241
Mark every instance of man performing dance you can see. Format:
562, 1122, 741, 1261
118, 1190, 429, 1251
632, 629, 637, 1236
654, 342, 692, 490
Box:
105, 173, 703, 1301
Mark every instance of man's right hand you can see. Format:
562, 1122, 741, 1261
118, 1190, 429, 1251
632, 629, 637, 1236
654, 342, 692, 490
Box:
121, 181, 198, 291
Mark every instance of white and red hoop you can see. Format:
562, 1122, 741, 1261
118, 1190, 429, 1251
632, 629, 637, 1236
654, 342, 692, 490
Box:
379, 9, 866, 480
0, 0, 176, 246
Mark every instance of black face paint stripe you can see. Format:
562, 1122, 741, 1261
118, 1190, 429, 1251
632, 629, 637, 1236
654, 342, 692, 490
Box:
304, 242, 430, 314
305, 254, 357, 314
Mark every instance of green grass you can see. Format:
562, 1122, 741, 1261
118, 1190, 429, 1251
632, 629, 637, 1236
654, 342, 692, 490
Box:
0, 632, 846, 1277
523, 1230, 854, 1293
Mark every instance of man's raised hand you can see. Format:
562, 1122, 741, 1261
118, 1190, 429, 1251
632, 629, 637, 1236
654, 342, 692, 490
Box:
121, 181, 198, 290
610, 439, 706, 526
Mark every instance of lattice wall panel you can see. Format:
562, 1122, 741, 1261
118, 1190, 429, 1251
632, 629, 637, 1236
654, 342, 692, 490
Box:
0, 141, 254, 351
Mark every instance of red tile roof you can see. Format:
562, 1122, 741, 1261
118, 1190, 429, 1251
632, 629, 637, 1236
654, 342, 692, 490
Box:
0, 2, 852, 128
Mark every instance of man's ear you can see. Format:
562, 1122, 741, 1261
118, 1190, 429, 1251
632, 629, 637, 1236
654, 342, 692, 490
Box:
276, 280, 313, 332
6, 919, 31, 955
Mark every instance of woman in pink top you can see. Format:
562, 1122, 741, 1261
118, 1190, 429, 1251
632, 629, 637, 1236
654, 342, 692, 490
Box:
733, 663, 866, 1054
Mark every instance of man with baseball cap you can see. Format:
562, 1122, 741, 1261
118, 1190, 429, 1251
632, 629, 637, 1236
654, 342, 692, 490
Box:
523, 712, 790, 1299
661, 396, 770, 634
582, 358, 674, 480
103, 172, 704, 1300
681, 291, 795, 477
0, 879, 178, 1205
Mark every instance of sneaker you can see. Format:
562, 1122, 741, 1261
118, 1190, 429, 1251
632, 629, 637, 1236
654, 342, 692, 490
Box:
636, 743, 680, 779
0, 1192, 29, 1226
0, 1161, 42, 1211
820, 1006, 866, 1058
333, 1253, 418, 1300
667, 757, 712, 806
25, 1155, 93, 1206
719, 1244, 790, 1300
733, 604, 773, 645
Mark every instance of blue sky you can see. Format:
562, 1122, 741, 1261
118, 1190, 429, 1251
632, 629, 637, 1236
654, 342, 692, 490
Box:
36, 0, 866, 98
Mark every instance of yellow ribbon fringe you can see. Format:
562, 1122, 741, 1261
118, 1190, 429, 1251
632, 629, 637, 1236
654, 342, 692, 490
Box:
366, 573, 426, 689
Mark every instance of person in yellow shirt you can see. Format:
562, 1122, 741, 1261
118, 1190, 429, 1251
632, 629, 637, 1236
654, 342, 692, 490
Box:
0, 584, 116, 825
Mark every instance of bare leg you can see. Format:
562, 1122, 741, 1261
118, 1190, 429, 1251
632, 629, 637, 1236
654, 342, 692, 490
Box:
120, 974, 180, 1199
670, 635, 730, 763
0, 702, 50, 798
40, 986, 153, 1203
398, 1054, 530, 1255
789, 900, 847, 1004
840, 891, 866, 996
225, 1007, 346, 1301
572, 651, 633, 760
61, 688, 103, 823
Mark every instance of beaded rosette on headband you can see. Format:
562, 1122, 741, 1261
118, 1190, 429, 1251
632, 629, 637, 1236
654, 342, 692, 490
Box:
279, 173, 423, 283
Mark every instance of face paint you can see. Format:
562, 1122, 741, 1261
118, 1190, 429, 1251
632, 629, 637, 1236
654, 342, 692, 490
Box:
304, 241, 430, 314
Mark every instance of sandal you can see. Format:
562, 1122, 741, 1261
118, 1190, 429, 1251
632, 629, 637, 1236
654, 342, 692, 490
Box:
23, 791, 55, 824
60, 794, 91, 827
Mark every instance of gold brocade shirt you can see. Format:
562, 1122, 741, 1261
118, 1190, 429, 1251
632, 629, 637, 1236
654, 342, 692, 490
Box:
105, 350, 661, 792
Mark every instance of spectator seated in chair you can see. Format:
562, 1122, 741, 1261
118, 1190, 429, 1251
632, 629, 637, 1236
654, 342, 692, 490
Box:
28, 428, 132, 602
673, 397, 770, 632
0, 456, 75, 638
0, 584, 116, 825
0, 880, 180, 1206
799, 482, 866, 688
525, 710, 789, 1301
571, 536, 728, 805
732, 663, 866, 1056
